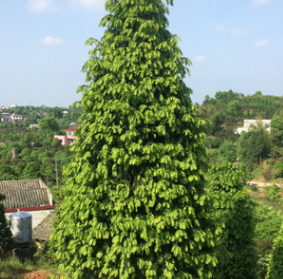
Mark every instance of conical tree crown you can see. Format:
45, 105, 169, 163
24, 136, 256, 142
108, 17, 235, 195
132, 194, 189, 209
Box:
50, 1, 217, 278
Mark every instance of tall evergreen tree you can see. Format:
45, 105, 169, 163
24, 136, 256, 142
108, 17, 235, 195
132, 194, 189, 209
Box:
50, 0, 217, 278
207, 163, 257, 279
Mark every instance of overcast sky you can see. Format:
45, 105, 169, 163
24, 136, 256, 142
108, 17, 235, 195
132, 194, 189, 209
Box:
0, 0, 282, 107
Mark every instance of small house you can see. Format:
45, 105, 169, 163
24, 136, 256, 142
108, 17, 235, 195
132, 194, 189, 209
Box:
0, 179, 56, 230
54, 123, 79, 146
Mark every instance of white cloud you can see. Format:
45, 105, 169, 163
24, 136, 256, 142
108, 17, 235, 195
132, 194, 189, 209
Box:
252, 0, 271, 6
42, 36, 65, 45
71, 0, 105, 12
254, 39, 269, 47
26, 0, 58, 13
216, 25, 226, 31
193, 55, 206, 62
232, 28, 247, 36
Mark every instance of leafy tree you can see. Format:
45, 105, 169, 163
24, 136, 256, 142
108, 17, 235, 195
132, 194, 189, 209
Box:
238, 128, 270, 169
20, 147, 31, 158
271, 114, 283, 132
28, 111, 39, 124
0, 194, 13, 252
13, 162, 27, 178
50, 1, 217, 278
41, 159, 56, 185
51, 138, 61, 149
218, 141, 237, 163
207, 163, 257, 279
38, 116, 60, 132
21, 162, 41, 179
215, 90, 236, 103
0, 163, 17, 181
20, 132, 34, 148
227, 100, 240, 115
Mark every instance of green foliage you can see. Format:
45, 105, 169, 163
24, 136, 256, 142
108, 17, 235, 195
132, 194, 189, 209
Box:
237, 128, 270, 169
274, 161, 283, 178
255, 206, 282, 251
50, 1, 217, 278
266, 185, 280, 201
267, 224, 283, 279
208, 162, 249, 193
204, 136, 223, 149
197, 90, 283, 141
208, 163, 257, 279
0, 163, 17, 181
254, 203, 283, 278
271, 114, 283, 132
227, 100, 240, 115
270, 114, 283, 159
38, 116, 60, 132
0, 194, 13, 252
256, 237, 274, 279
0, 117, 73, 185
217, 141, 237, 163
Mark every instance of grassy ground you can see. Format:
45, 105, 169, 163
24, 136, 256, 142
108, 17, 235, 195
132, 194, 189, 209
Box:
249, 187, 283, 213
0, 256, 27, 279
0, 253, 58, 279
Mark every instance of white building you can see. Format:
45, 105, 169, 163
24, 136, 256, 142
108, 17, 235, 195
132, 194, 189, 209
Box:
236, 119, 271, 134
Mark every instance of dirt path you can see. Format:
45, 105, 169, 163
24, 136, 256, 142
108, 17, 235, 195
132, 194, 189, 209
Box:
19, 271, 51, 279
247, 180, 283, 188
19, 271, 62, 279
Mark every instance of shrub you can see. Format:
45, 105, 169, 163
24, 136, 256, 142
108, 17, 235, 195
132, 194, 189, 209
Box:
266, 185, 280, 201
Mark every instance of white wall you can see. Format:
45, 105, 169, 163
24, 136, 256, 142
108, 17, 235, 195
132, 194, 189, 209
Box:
5, 209, 53, 229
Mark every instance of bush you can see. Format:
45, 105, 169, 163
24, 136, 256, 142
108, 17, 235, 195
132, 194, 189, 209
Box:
266, 185, 280, 201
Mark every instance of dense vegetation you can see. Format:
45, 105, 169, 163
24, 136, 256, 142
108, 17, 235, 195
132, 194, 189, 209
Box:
208, 163, 257, 279
197, 90, 283, 179
0, 105, 82, 187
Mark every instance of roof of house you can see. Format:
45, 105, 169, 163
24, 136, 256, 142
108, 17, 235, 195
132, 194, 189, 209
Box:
66, 123, 80, 131
0, 179, 52, 209
33, 211, 55, 241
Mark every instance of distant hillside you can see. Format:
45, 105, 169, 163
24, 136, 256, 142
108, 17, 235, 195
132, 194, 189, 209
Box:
196, 90, 283, 138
